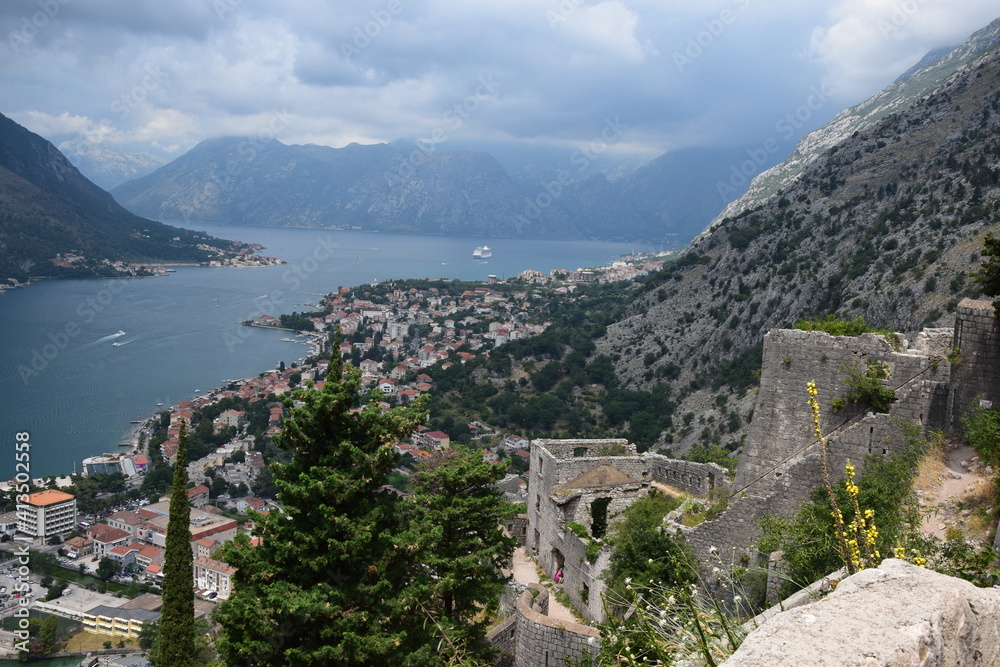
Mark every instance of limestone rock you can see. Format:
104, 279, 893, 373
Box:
724, 559, 1000, 666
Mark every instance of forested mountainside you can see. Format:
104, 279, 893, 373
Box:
110, 136, 748, 244
602, 42, 1000, 452
719, 16, 1000, 219
0, 113, 246, 284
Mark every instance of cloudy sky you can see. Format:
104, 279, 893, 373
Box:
1, 0, 998, 161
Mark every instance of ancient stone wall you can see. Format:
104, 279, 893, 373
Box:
949, 299, 1000, 431
687, 327, 952, 568
527, 440, 644, 563
504, 515, 528, 546
510, 587, 600, 667
647, 455, 731, 496
486, 615, 517, 667
733, 329, 949, 492
556, 529, 611, 622
526, 439, 733, 623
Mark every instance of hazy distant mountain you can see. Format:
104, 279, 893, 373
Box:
0, 113, 240, 283
111, 136, 758, 243
716, 15, 1000, 222
59, 141, 167, 190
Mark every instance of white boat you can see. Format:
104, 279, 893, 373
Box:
112, 342, 122, 347
115, 330, 125, 336
473, 245, 492, 259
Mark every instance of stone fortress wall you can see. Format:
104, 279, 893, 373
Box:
948, 299, 1000, 429
525, 439, 729, 623
486, 584, 601, 667
686, 299, 997, 568
502, 300, 999, 665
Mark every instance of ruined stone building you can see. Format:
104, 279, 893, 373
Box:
525, 439, 729, 623
496, 299, 999, 666
684, 299, 999, 568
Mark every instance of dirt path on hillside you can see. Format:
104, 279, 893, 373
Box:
919, 443, 991, 539
510, 546, 580, 624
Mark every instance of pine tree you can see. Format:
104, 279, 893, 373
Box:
214, 357, 435, 666
408, 448, 519, 653
156, 421, 195, 666
972, 236, 1000, 320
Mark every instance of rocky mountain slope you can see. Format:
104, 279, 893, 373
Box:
110, 136, 748, 244
603, 37, 1000, 453
59, 141, 167, 190
0, 113, 244, 284
717, 16, 1000, 222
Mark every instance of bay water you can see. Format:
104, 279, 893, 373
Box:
0, 224, 658, 478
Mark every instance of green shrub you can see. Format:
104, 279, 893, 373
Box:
566, 522, 589, 540
962, 398, 1000, 468
794, 314, 894, 340
842, 361, 895, 412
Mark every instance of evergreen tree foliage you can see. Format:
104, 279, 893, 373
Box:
972, 236, 1000, 320
156, 421, 195, 666
214, 357, 436, 666
407, 448, 519, 651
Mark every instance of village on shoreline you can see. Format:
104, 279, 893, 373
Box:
10, 249, 672, 494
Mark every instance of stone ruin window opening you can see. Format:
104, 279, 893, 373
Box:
590, 497, 611, 539
573, 447, 588, 458
581, 582, 590, 604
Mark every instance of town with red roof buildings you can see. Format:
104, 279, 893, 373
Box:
1, 256, 667, 627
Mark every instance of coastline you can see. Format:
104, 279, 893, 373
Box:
0, 259, 284, 297
22, 328, 326, 485
4, 238, 666, 481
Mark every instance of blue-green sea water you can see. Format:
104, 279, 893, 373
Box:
0, 224, 659, 478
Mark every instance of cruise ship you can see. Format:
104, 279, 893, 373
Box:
473, 245, 492, 259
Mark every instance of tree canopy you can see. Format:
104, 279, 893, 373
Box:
407, 448, 519, 652
156, 421, 196, 666
972, 235, 1000, 319
215, 358, 452, 665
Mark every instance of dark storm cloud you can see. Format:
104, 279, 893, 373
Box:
0, 0, 997, 158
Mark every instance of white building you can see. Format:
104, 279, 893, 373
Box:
17, 490, 77, 539
194, 556, 236, 600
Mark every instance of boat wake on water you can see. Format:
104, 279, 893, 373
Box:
85, 330, 127, 346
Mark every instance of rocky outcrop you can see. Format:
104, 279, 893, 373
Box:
724, 559, 1000, 666
713, 17, 1000, 224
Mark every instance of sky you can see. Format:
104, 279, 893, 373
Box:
1, 0, 998, 163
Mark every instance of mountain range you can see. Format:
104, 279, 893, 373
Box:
603, 30, 1000, 453
717, 16, 1000, 223
0, 113, 249, 284
109, 135, 756, 244
58, 140, 168, 191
